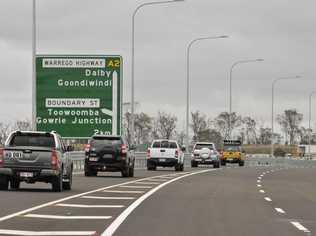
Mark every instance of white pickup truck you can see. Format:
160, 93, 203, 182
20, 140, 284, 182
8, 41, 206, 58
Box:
147, 139, 185, 171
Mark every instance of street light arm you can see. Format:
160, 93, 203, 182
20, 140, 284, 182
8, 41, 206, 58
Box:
133, 0, 183, 18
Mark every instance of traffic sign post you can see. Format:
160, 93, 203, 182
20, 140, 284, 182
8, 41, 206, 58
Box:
35, 55, 122, 138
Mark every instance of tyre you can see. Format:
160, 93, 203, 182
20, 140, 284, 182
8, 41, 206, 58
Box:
213, 162, 220, 168
10, 178, 20, 190
239, 160, 245, 167
0, 176, 9, 190
175, 163, 182, 171
63, 168, 73, 190
84, 166, 97, 177
180, 164, 184, 171
221, 160, 226, 166
128, 162, 135, 177
147, 162, 156, 171
121, 166, 129, 177
52, 172, 63, 192
191, 161, 198, 168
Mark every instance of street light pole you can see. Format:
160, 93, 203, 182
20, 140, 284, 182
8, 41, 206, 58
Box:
32, 0, 37, 131
271, 76, 301, 157
131, 0, 184, 145
308, 91, 316, 158
229, 59, 264, 138
185, 35, 228, 152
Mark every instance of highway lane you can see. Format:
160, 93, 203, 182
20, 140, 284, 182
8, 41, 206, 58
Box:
0, 166, 315, 235
116, 166, 313, 236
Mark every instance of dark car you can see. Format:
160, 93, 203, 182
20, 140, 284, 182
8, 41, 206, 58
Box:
84, 135, 135, 177
0, 131, 73, 192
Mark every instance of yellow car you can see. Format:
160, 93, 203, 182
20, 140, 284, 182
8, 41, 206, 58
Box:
220, 140, 245, 166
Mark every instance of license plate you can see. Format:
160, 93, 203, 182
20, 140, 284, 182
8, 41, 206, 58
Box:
227, 158, 233, 161
160, 159, 166, 162
103, 154, 113, 159
89, 157, 98, 162
5, 151, 23, 159
20, 172, 33, 178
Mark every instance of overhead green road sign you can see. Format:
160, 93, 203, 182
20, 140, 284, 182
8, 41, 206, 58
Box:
36, 55, 122, 138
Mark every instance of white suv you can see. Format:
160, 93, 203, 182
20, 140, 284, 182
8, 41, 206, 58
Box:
191, 142, 220, 168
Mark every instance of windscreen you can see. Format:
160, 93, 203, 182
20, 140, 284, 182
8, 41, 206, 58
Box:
152, 141, 177, 149
224, 146, 241, 152
9, 133, 55, 148
90, 137, 122, 148
194, 144, 214, 150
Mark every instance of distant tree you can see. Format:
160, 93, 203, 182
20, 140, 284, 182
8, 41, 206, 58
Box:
197, 129, 223, 149
277, 109, 303, 145
0, 122, 11, 145
154, 111, 177, 139
176, 130, 186, 146
134, 112, 152, 144
190, 111, 208, 142
14, 119, 32, 131
298, 127, 311, 144
242, 116, 257, 144
123, 112, 132, 144
257, 127, 272, 145
214, 112, 241, 139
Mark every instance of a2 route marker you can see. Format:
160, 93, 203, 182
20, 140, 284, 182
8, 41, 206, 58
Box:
35, 55, 122, 138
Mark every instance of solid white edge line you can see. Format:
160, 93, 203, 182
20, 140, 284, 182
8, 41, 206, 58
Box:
0, 230, 96, 236
274, 208, 285, 214
24, 214, 112, 220
56, 204, 124, 208
264, 197, 272, 202
102, 169, 214, 236
291, 221, 310, 233
0, 173, 185, 222
81, 196, 135, 200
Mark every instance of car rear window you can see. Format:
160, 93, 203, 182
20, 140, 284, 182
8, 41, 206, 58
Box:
9, 133, 55, 148
90, 137, 122, 147
194, 144, 214, 150
152, 141, 177, 149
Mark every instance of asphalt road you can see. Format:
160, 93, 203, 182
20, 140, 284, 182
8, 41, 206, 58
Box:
0, 166, 315, 235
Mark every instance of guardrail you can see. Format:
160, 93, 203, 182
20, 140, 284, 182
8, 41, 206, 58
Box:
69, 151, 316, 173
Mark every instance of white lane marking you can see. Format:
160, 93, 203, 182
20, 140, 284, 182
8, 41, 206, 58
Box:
257, 184, 262, 187
257, 180, 261, 183
119, 185, 152, 189
154, 176, 175, 180
147, 178, 168, 182
259, 190, 265, 193
260, 174, 264, 177
24, 214, 112, 220
291, 221, 311, 233
0, 173, 180, 222
275, 208, 286, 214
81, 196, 135, 200
0, 230, 96, 236
102, 169, 214, 236
103, 190, 144, 194
258, 177, 262, 180
56, 204, 124, 208
264, 197, 272, 202
134, 181, 160, 185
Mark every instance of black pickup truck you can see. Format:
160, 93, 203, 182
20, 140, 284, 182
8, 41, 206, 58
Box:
0, 131, 73, 192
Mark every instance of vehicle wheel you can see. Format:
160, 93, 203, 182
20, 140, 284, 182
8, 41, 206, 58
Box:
147, 163, 156, 171
10, 178, 20, 190
221, 160, 226, 166
52, 172, 63, 192
191, 161, 198, 168
84, 166, 97, 177
213, 162, 220, 168
239, 160, 245, 167
0, 176, 9, 190
63, 168, 72, 190
175, 163, 181, 171
121, 166, 129, 177
128, 162, 135, 177
180, 164, 184, 171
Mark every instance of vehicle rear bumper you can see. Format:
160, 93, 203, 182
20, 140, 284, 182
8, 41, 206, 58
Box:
0, 167, 60, 182
223, 158, 243, 163
147, 158, 178, 167
85, 159, 127, 172
192, 159, 219, 164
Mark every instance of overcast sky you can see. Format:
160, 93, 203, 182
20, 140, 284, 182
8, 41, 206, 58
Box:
0, 0, 316, 131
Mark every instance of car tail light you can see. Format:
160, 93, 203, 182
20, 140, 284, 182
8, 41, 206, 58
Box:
0, 148, 4, 168
147, 149, 151, 158
175, 149, 179, 158
121, 145, 127, 154
84, 144, 90, 153
51, 150, 60, 170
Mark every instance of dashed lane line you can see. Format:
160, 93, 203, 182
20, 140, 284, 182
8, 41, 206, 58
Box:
291, 221, 311, 233
56, 204, 125, 208
23, 214, 112, 220
0, 230, 96, 236
259, 190, 265, 193
264, 197, 272, 202
274, 208, 286, 214
133, 181, 160, 185
257, 184, 262, 187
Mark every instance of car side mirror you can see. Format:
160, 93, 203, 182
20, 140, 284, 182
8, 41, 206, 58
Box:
66, 145, 74, 152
